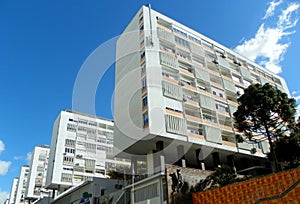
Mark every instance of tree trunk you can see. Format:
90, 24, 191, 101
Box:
265, 123, 280, 172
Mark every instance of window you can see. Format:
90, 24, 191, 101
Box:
61, 173, 72, 183
65, 139, 76, 148
216, 104, 229, 112
97, 137, 106, 143
141, 63, 146, 74
107, 138, 113, 144
173, 27, 188, 38
140, 52, 145, 60
143, 113, 149, 126
65, 148, 75, 154
160, 44, 175, 53
67, 123, 76, 132
175, 36, 190, 48
88, 121, 97, 127
142, 78, 147, 89
78, 119, 88, 125
85, 143, 96, 151
63, 156, 74, 165
142, 97, 148, 107
232, 75, 241, 83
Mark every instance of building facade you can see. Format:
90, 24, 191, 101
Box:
45, 110, 130, 193
25, 145, 51, 202
114, 5, 290, 174
14, 166, 30, 204
8, 178, 18, 204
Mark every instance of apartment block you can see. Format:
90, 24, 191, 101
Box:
45, 110, 130, 193
8, 178, 18, 204
14, 166, 29, 204
114, 5, 290, 174
25, 145, 51, 202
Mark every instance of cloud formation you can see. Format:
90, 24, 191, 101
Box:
0, 189, 9, 204
26, 152, 32, 164
0, 140, 4, 153
263, 0, 283, 19
0, 140, 11, 176
235, 1, 300, 74
0, 161, 11, 176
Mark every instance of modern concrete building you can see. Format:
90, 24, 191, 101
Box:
45, 110, 130, 194
114, 5, 290, 175
14, 166, 30, 204
25, 145, 51, 202
8, 178, 18, 204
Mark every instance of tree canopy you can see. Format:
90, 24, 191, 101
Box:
233, 83, 297, 172
272, 118, 300, 169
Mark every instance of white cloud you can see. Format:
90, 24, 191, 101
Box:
0, 140, 4, 153
0, 189, 9, 204
26, 152, 32, 164
263, 0, 283, 20
13, 156, 23, 160
0, 160, 11, 176
0, 140, 11, 176
235, 2, 300, 74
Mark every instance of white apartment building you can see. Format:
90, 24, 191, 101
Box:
114, 5, 290, 174
8, 178, 18, 204
45, 110, 130, 193
14, 166, 29, 204
25, 145, 51, 202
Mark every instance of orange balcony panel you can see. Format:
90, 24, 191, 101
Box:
188, 132, 205, 140
197, 89, 211, 96
210, 81, 223, 89
165, 109, 184, 117
222, 141, 236, 147
157, 24, 172, 31
183, 84, 197, 92
185, 114, 202, 123
179, 68, 194, 77
217, 110, 230, 117
220, 125, 233, 132
162, 76, 178, 84
185, 99, 199, 107
202, 120, 219, 128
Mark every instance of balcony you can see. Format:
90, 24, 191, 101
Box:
166, 108, 184, 117
219, 124, 233, 132
179, 67, 194, 78
162, 76, 178, 84
185, 114, 202, 123
188, 132, 205, 140
222, 140, 236, 147
184, 99, 199, 107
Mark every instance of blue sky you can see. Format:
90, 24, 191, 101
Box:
0, 0, 299, 202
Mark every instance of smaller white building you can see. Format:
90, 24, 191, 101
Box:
8, 178, 18, 204
14, 165, 30, 204
25, 145, 51, 202
46, 110, 130, 194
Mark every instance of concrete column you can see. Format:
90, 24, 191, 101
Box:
130, 157, 137, 204
196, 149, 205, 170
177, 145, 186, 167
212, 152, 221, 167
147, 150, 154, 176
130, 157, 137, 179
154, 141, 165, 173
